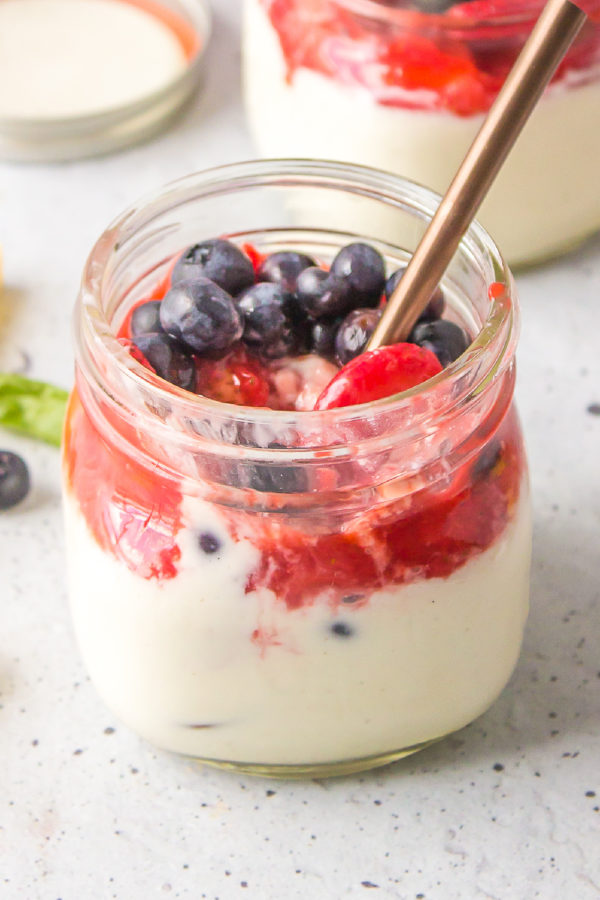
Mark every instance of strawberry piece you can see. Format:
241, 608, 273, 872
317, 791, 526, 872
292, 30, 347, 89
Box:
382, 34, 495, 115
195, 344, 270, 407
241, 242, 267, 274
440, 72, 490, 116
314, 343, 443, 410
383, 35, 476, 92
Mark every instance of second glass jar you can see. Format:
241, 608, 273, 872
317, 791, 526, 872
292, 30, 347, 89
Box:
243, 0, 600, 267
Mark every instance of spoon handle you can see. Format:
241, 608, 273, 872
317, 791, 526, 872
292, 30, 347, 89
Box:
367, 0, 588, 350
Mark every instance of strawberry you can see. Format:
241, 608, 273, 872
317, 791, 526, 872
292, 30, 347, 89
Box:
314, 343, 442, 410
241, 242, 267, 274
195, 344, 270, 407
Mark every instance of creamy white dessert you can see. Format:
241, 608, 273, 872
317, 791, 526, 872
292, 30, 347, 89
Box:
0, 0, 188, 120
243, 0, 600, 266
64, 481, 531, 767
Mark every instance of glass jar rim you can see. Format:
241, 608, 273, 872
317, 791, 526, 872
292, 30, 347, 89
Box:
333, 0, 541, 30
75, 158, 517, 452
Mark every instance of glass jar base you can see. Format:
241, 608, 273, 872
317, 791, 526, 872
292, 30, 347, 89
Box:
190, 737, 444, 779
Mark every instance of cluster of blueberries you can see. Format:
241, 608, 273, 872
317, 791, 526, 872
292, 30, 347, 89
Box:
130, 238, 469, 392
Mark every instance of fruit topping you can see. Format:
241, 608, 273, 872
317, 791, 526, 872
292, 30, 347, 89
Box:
410, 0, 457, 12
296, 267, 352, 319
236, 282, 298, 359
471, 438, 503, 481
132, 333, 196, 391
257, 250, 316, 293
242, 242, 267, 273
0, 450, 30, 510
330, 242, 386, 308
171, 238, 255, 296
409, 319, 470, 367
122, 237, 471, 411
330, 621, 354, 638
334, 307, 382, 366
160, 278, 243, 355
241, 408, 523, 608
315, 342, 443, 410
310, 316, 343, 357
130, 299, 163, 337
198, 531, 222, 554
243, 454, 308, 494
195, 344, 270, 407
385, 267, 445, 321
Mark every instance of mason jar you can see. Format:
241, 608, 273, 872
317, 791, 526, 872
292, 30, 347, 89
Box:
243, 0, 600, 267
62, 159, 532, 777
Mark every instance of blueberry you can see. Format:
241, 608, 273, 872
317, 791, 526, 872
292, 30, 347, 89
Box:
296, 267, 351, 319
171, 239, 255, 297
241, 443, 308, 494
236, 282, 297, 359
385, 267, 445, 321
225, 460, 308, 494
199, 532, 221, 554
160, 278, 243, 355
330, 242, 386, 308
132, 333, 196, 391
471, 440, 503, 481
130, 300, 163, 337
310, 316, 343, 357
0, 450, 30, 510
411, 0, 457, 12
246, 464, 307, 493
331, 621, 354, 638
257, 251, 316, 294
334, 308, 382, 366
409, 319, 470, 368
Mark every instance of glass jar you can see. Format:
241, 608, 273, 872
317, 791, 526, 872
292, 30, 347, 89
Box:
62, 159, 531, 777
242, 0, 600, 267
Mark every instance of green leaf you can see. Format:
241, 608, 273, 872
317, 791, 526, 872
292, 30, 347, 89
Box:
0, 373, 69, 447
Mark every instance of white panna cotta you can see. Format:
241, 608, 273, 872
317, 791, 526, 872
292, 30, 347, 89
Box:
63, 479, 531, 767
243, 0, 600, 266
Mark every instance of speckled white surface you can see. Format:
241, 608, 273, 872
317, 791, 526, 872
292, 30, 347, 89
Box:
1, 3, 599, 898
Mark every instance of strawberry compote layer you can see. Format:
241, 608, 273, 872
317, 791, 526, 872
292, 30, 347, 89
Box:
62, 244, 531, 770
243, 0, 600, 265
258, 0, 600, 116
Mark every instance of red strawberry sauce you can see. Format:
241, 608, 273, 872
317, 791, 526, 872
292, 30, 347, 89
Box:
242, 411, 523, 608
64, 356, 524, 609
263, 0, 600, 116
63, 390, 183, 580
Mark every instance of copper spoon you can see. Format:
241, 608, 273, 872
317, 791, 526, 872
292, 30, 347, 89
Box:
367, 0, 589, 350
